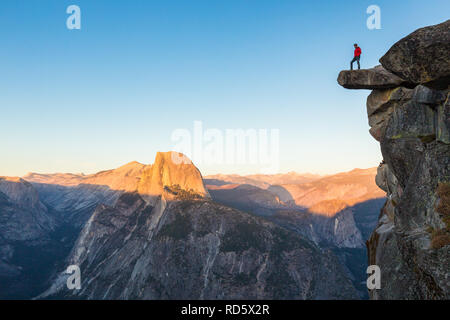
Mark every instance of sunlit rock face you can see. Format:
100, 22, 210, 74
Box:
137, 151, 210, 202
339, 20, 450, 300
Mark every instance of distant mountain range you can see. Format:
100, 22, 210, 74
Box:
205, 168, 385, 297
205, 172, 323, 190
205, 168, 384, 241
0, 153, 384, 299
206, 168, 384, 213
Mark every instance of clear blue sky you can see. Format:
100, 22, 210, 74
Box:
1, 0, 449, 176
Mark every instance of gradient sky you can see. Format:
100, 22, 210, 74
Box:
1, 0, 449, 176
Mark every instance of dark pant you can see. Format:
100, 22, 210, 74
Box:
351, 56, 360, 70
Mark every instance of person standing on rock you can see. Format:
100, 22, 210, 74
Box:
351, 44, 362, 70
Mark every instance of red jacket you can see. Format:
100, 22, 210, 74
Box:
354, 47, 362, 57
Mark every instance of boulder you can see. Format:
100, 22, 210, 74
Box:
337, 65, 407, 90
380, 20, 450, 89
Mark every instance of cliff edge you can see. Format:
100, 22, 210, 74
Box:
338, 20, 450, 299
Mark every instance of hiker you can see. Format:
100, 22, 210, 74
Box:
351, 43, 362, 70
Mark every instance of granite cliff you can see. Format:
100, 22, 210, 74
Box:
338, 20, 450, 299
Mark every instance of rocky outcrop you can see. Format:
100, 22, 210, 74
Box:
338, 65, 410, 89
339, 20, 450, 299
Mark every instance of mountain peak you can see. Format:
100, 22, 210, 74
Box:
138, 151, 210, 201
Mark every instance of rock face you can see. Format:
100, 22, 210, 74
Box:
380, 19, 450, 89
137, 152, 210, 202
339, 20, 450, 299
